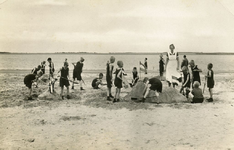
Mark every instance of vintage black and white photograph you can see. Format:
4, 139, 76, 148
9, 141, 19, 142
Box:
0, 0, 234, 149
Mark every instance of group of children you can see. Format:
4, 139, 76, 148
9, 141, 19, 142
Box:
157, 53, 215, 103
178, 56, 215, 103
24, 55, 215, 103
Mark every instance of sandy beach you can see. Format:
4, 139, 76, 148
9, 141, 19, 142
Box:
0, 71, 234, 149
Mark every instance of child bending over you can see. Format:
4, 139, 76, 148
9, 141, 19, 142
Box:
142, 77, 162, 103
24, 71, 43, 100
180, 66, 191, 98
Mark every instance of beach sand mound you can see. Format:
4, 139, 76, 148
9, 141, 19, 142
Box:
124, 87, 188, 103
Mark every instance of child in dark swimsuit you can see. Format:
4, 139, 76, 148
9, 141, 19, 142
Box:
24, 71, 43, 100
159, 54, 165, 80
206, 63, 215, 102
190, 60, 202, 86
72, 57, 85, 90
130, 67, 139, 87
106, 56, 115, 101
114, 60, 126, 103
92, 73, 104, 89
58, 62, 70, 99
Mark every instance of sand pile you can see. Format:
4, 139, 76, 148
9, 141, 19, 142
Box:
124, 86, 188, 103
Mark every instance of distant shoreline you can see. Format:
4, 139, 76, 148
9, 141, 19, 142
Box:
0, 52, 234, 55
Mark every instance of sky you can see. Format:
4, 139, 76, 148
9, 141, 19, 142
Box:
0, 0, 234, 53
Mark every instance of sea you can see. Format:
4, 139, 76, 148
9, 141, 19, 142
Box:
0, 53, 234, 74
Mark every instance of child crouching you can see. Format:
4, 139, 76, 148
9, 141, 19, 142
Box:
191, 81, 204, 103
92, 73, 104, 89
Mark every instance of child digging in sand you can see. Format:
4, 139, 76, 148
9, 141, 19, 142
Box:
180, 66, 191, 98
206, 63, 215, 102
92, 73, 104, 89
72, 57, 85, 90
24, 71, 43, 100
58, 62, 70, 99
113, 60, 126, 103
141, 77, 162, 103
191, 81, 204, 103
130, 67, 139, 87
106, 56, 115, 101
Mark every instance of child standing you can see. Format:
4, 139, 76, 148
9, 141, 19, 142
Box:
92, 73, 104, 89
40, 61, 46, 75
191, 81, 204, 103
144, 58, 148, 74
130, 67, 139, 87
72, 57, 85, 90
58, 62, 70, 99
159, 54, 165, 80
24, 71, 43, 100
47, 58, 55, 79
206, 63, 215, 102
114, 60, 125, 103
190, 60, 202, 85
106, 56, 115, 101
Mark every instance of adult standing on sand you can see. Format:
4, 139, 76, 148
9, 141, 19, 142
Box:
165, 44, 180, 88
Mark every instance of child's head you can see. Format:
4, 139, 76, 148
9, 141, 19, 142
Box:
143, 77, 149, 83
80, 57, 85, 62
133, 67, 137, 72
110, 56, 115, 63
190, 60, 195, 67
145, 58, 147, 61
37, 65, 41, 70
117, 60, 123, 68
42, 61, 46, 65
208, 63, 213, 70
193, 81, 200, 88
183, 55, 186, 58
99, 73, 103, 79
160, 54, 163, 58
47, 58, 52, 62
182, 66, 189, 74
